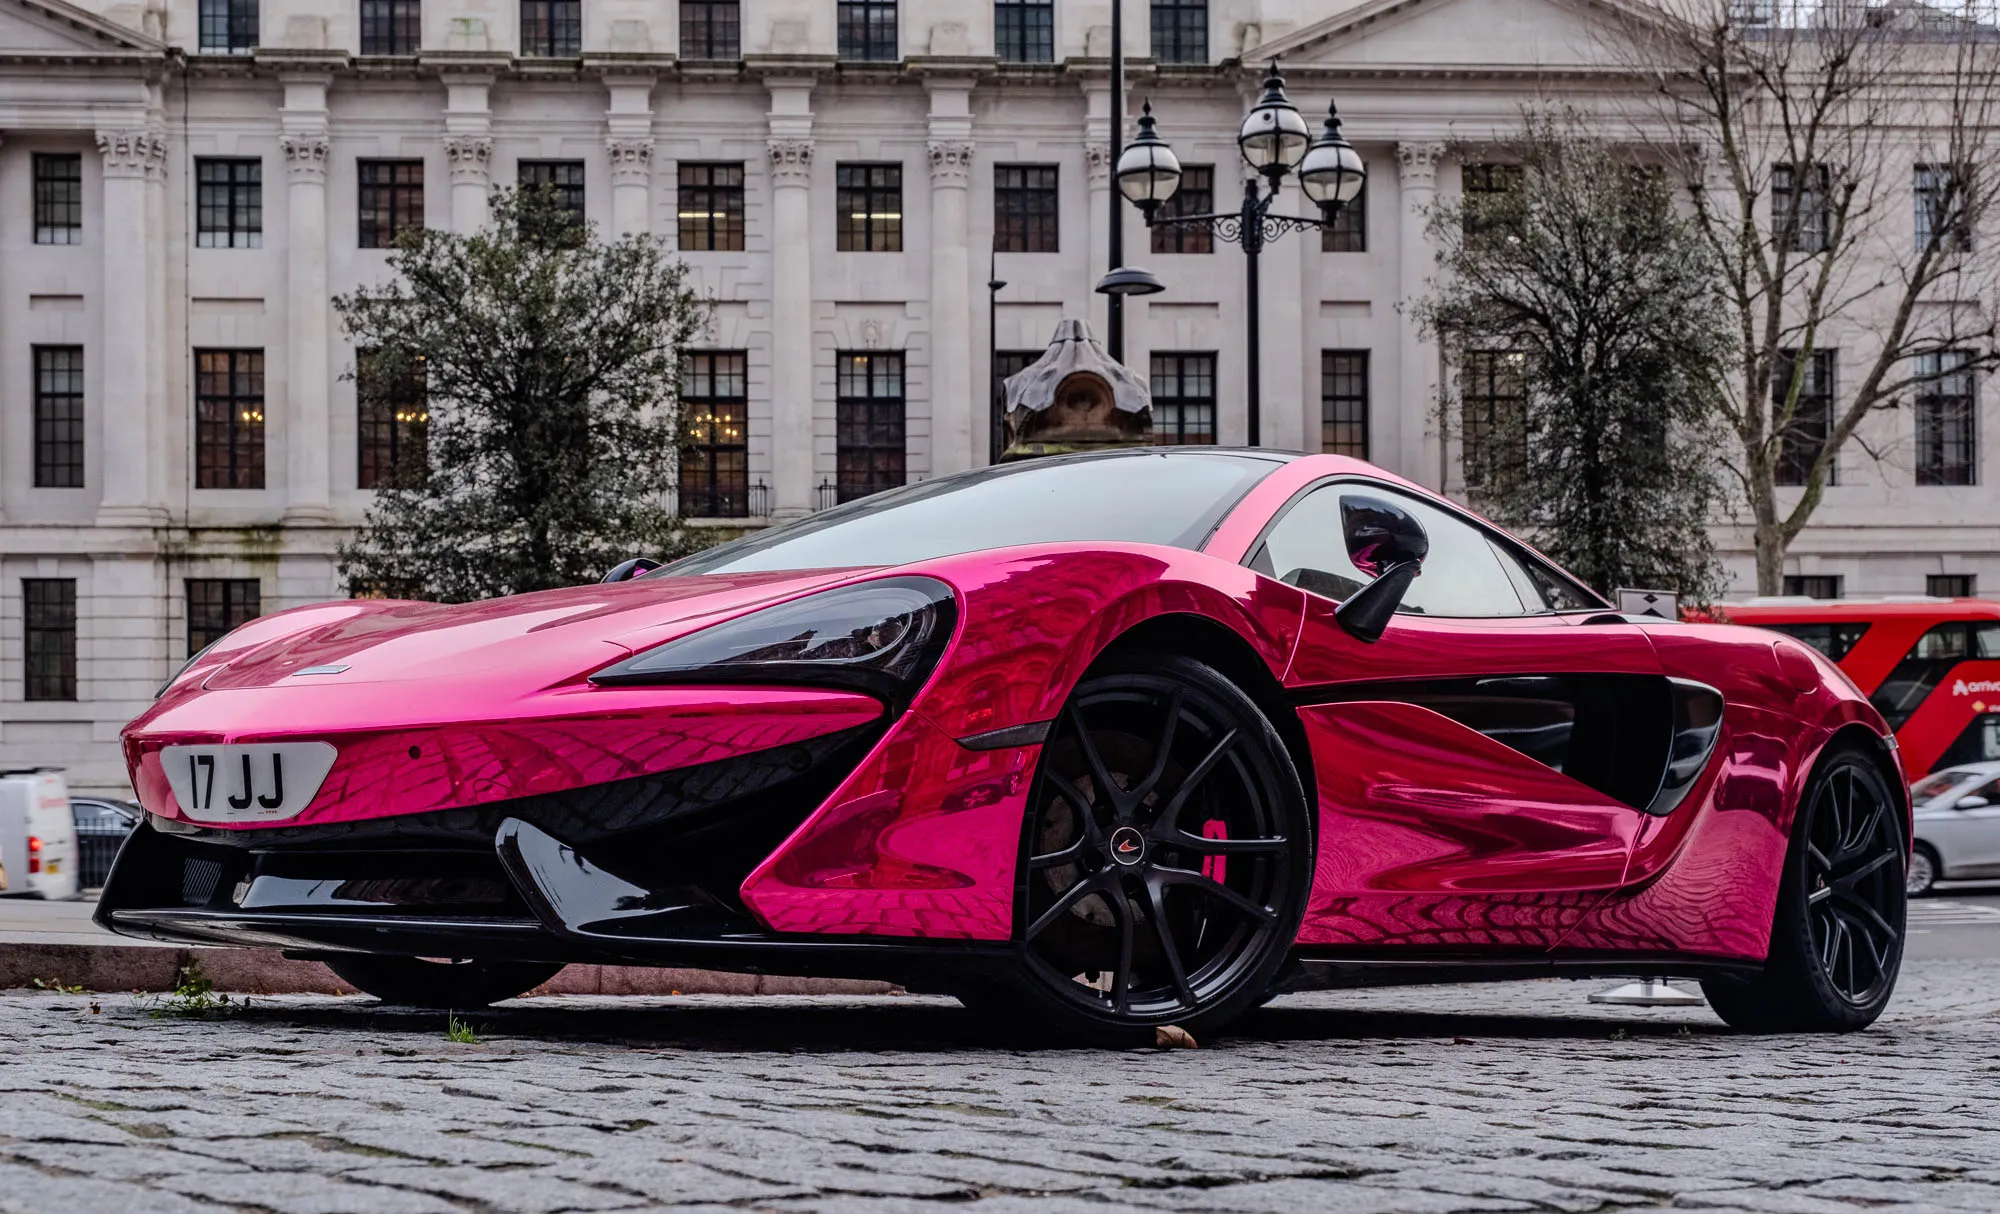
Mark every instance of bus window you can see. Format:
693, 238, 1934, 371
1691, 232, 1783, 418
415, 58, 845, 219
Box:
1937, 715, 2000, 769
1761, 621, 1871, 662
1870, 621, 2000, 728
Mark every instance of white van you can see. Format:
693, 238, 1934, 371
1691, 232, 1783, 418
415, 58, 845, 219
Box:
0, 771, 80, 899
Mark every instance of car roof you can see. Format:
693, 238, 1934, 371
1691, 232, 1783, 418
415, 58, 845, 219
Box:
1726, 598, 2000, 622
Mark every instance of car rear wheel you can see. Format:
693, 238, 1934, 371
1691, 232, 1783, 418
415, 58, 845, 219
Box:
1906, 842, 1940, 897
992, 652, 1312, 1045
1704, 746, 1905, 1033
325, 956, 564, 1009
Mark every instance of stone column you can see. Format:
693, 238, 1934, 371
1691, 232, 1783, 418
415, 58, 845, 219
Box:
606, 138, 654, 236
1396, 141, 1444, 486
281, 134, 333, 522
927, 140, 975, 476
95, 129, 166, 525
767, 137, 815, 518
446, 136, 493, 231
1084, 138, 1111, 338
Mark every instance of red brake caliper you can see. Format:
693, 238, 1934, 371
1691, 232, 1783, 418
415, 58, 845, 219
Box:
1201, 819, 1228, 885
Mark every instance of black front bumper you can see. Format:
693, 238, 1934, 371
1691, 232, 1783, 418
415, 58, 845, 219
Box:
96, 724, 1012, 988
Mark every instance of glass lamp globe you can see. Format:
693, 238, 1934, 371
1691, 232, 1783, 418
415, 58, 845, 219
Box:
1299, 100, 1366, 206
1238, 62, 1311, 173
1116, 102, 1182, 208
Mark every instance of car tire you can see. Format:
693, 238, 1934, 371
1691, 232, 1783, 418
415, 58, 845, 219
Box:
325, 956, 565, 1009
1906, 842, 1941, 898
988, 651, 1313, 1046
1703, 744, 1905, 1034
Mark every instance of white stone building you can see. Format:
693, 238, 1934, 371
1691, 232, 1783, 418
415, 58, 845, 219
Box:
1, 0, 1997, 792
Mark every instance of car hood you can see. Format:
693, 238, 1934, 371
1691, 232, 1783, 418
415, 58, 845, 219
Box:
182, 568, 871, 696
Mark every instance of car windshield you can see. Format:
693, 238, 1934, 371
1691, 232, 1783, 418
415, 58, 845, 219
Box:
658, 450, 1286, 576
1912, 769, 1981, 799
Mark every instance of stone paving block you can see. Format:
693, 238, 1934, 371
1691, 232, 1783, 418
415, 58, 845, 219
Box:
0, 1162, 216, 1214
152, 1169, 466, 1214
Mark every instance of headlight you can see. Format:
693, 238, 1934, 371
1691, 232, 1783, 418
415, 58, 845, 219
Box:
156, 642, 217, 699
590, 576, 958, 706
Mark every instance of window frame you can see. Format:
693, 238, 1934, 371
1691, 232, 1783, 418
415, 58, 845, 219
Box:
679, 0, 741, 59
185, 578, 261, 657
357, 352, 428, 490
1151, 352, 1218, 445
195, 157, 263, 249
1915, 348, 1977, 487
1150, 0, 1208, 64
32, 345, 85, 489
836, 162, 903, 252
1915, 163, 1973, 254
1929, 574, 1977, 598
1774, 347, 1836, 487
359, 0, 421, 54
680, 350, 751, 518
1319, 182, 1365, 252
837, 0, 899, 61
993, 164, 1060, 253
994, 0, 1053, 62
33, 153, 82, 245
518, 159, 587, 219
1320, 350, 1369, 458
1151, 164, 1213, 254
357, 158, 425, 249
1459, 349, 1527, 493
194, 348, 267, 490
198, 0, 258, 53
1782, 574, 1843, 599
519, 0, 581, 57
1774, 161, 1832, 254
23, 578, 77, 703
834, 350, 907, 502
676, 162, 746, 251
1241, 474, 1607, 617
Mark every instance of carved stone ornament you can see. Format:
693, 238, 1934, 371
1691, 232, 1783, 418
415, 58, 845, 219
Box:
95, 129, 167, 179
927, 140, 974, 186
1085, 143, 1112, 185
767, 138, 814, 186
280, 135, 330, 183
605, 138, 653, 185
1396, 141, 1446, 192
1001, 318, 1153, 462
445, 135, 493, 185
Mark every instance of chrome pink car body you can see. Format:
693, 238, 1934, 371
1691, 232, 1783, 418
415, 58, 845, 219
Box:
120, 454, 1901, 966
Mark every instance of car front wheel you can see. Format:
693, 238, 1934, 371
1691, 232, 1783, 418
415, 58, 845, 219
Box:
325, 956, 564, 1009
1906, 842, 1940, 897
992, 652, 1313, 1045
1704, 745, 1905, 1033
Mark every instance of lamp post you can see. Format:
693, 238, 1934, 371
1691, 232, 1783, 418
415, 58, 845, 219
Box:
1113, 62, 1366, 447
988, 249, 1007, 464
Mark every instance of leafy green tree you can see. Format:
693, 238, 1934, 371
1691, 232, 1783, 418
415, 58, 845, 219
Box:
335, 187, 711, 603
1416, 111, 1733, 603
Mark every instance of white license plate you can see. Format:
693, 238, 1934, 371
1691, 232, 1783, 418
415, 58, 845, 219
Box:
162, 742, 339, 823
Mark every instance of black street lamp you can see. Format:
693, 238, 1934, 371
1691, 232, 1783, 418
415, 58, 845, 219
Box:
988, 249, 1007, 464
1114, 62, 1366, 447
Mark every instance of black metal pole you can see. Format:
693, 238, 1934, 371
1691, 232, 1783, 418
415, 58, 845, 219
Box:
1242, 181, 1261, 447
988, 250, 1005, 464
1107, 0, 1124, 360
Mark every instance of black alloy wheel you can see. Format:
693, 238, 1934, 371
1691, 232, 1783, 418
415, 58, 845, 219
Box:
1705, 745, 1905, 1033
1002, 652, 1311, 1042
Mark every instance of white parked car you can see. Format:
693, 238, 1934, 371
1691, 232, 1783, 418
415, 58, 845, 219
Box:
1907, 761, 2000, 895
0, 770, 80, 900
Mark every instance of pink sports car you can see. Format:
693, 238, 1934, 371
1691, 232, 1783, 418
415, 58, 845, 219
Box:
100, 450, 1907, 1040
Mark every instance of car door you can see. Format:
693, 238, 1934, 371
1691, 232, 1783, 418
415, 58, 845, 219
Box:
1930, 773, 2000, 877
1248, 480, 1672, 951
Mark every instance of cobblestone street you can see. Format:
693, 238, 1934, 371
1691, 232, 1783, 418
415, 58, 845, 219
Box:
1, 957, 1996, 1213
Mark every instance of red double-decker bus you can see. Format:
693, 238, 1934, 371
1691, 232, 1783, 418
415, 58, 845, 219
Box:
1725, 597, 2000, 778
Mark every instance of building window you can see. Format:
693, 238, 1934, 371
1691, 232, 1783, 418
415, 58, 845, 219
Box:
680, 0, 740, 58
358, 160, 424, 249
1461, 350, 1527, 491
836, 352, 906, 501
677, 163, 745, 251
357, 353, 428, 489
23, 580, 77, 703
33, 154, 82, 245
1916, 164, 1972, 253
995, 0, 1053, 62
195, 349, 266, 490
1783, 574, 1842, 600
1916, 349, 1977, 487
1320, 181, 1364, 253
1151, 0, 1207, 63
994, 165, 1059, 253
838, 0, 898, 60
1151, 165, 1212, 254
186, 579, 261, 656
1462, 163, 1523, 239
359, 0, 420, 53
680, 351, 750, 517
195, 158, 262, 249
1774, 162, 1831, 254
198, 0, 258, 52
1774, 348, 1835, 487
837, 163, 903, 252
519, 160, 586, 219
1930, 573, 1977, 598
520, 0, 581, 56
1151, 353, 1217, 445
993, 348, 1041, 453
33, 346, 84, 489
1321, 351, 1369, 458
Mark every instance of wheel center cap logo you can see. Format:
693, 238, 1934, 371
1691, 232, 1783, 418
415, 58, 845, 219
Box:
1110, 826, 1146, 866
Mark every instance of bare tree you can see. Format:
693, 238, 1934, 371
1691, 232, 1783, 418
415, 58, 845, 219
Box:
1610, 0, 2000, 593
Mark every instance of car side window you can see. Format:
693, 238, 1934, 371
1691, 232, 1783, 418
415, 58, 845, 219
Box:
1964, 777, 2000, 805
1251, 482, 1531, 618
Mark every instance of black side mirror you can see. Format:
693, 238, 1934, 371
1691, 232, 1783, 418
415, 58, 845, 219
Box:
1333, 494, 1429, 644
601, 557, 663, 584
